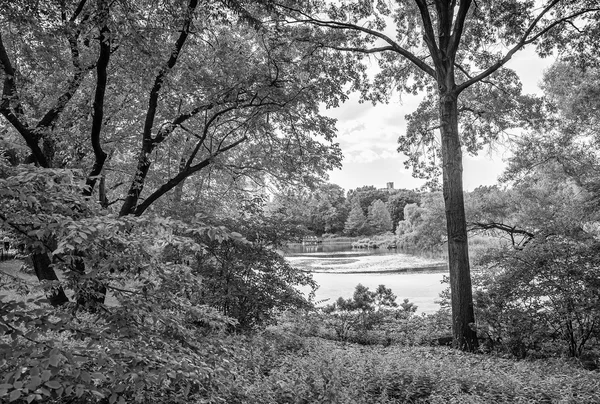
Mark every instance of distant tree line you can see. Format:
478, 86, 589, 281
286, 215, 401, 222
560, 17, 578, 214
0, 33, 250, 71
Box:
269, 184, 420, 237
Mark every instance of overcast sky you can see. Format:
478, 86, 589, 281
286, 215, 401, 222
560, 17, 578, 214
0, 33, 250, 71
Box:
323, 47, 554, 193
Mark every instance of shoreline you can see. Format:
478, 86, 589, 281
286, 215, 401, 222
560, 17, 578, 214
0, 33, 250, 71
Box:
302, 264, 448, 274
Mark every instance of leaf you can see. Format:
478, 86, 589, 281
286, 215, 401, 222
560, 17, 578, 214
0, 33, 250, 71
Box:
91, 390, 105, 399
41, 370, 51, 382
48, 355, 60, 367
79, 372, 91, 383
45, 380, 61, 389
207, 228, 216, 240
9, 390, 21, 402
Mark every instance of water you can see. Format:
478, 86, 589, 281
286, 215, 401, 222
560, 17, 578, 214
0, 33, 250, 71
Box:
284, 243, 449, 314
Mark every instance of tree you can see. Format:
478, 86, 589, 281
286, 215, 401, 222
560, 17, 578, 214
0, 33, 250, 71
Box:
502, 61, 600, 207
396, 193, 446, 250
347, 185, 390, 216
386, 190, 420, 232
274, 0, 600, 351
306, 183, 348, 235
344, 197, 368, 236
367, 199, 393, 234
0, 0, 346, 303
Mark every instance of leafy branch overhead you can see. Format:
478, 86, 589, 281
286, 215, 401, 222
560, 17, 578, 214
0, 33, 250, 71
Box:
0, 0, 345, 218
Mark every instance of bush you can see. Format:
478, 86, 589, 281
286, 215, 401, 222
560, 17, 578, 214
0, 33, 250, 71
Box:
321, 284, 399, 343
304, 283, 453, 347
474, 236, 600, 359
193, 237, 317, 331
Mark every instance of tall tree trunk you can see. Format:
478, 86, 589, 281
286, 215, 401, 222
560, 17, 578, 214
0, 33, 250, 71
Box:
439, 91, 478, 351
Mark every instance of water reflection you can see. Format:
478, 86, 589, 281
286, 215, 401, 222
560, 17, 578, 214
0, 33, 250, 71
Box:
284, 242, 447, 260
285, 242, 405, 256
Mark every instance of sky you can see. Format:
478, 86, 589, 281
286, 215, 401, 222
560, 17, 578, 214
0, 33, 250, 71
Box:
323, 48, 555, 193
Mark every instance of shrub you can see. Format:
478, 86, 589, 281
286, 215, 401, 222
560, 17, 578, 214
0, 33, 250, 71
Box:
474, 236, 600, 358
321, 284, 399, 343
193, 238, 317, 331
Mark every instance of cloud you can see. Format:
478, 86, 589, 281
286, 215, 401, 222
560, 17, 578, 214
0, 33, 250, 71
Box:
344, 146, 401, 164
338, 122, 366, 138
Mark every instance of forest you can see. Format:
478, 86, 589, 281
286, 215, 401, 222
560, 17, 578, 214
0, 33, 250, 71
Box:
1, 0, 600, 403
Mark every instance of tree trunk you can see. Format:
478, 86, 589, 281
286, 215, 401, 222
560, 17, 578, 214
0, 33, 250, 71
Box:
31, 252, 69, 306
119, 143, 153, 216
438, 91, 478, 351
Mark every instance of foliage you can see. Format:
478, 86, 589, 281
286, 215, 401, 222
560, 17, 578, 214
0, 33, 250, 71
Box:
0, 228, 241, 403
271, 185, 419, 237
267, 183, 350, 237
386, 190, 420, 232
308, 184, 349, 235
344, 198, 368, 236
501, 61, 600, 211
194, 236, 317, 331
474, 236, 600, 359
346, 186, 391, 217
395, 192, 446, 250
0, 161, 318, 402
321, 284, 400, 343
0, 0, 345, 217
224, 330, 600, 404
366, 199, 393, 234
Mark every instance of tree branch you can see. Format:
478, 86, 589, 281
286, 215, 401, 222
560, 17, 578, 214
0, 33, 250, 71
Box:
0, 34, 49, 167
142, 0, 198, 143
119, 0, 199, 216
277, 3, 436, 78
414, 0, 441, 69
449, 0, 472, 56
133, 135, 248, 216
469, 221, 534, 247
456, 3, 600, 94
84, 0, 111, 196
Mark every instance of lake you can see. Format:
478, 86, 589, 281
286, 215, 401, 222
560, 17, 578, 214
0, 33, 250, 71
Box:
284, 243, 449, 314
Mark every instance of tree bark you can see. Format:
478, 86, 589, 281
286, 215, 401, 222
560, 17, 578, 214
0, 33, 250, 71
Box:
31, 252, 69, 306
84, 0, 110, 196
439, 91, 478, 351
